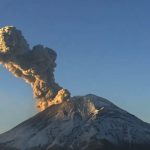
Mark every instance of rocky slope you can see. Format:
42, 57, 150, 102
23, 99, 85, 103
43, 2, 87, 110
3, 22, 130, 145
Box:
0, 94, 150, 150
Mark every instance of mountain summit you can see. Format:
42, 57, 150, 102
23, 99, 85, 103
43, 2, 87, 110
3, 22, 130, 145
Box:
0, 95, 150, 150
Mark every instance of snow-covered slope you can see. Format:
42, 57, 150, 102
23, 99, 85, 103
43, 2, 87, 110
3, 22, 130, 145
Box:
0, 94, 150, 150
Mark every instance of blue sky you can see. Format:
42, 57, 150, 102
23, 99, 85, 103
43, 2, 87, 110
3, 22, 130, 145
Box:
0, 0, 150, 133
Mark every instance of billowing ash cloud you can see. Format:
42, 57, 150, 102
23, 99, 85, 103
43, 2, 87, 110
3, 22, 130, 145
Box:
0, 26, 70, 111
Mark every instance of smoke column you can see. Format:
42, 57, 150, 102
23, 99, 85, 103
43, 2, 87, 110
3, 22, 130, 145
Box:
0, 26, 70, 111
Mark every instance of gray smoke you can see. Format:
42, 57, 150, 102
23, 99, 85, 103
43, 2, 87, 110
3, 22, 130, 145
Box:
0, 26, 70, 111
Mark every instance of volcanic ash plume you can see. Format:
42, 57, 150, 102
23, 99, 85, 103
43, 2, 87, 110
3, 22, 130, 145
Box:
0, 26, 70, 111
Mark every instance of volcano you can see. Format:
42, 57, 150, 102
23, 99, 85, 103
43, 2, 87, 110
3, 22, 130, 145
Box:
0, 94, 150, 150
0, 26, 150, 150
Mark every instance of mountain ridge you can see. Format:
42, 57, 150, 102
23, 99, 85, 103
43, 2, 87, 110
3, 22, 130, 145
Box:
0, 94, 150, 150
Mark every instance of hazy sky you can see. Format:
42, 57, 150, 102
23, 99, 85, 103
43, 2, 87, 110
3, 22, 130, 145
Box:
0, 0, 150, 133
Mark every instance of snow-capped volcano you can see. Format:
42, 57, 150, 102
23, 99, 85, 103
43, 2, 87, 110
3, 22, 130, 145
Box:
0, 94, 150, 150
